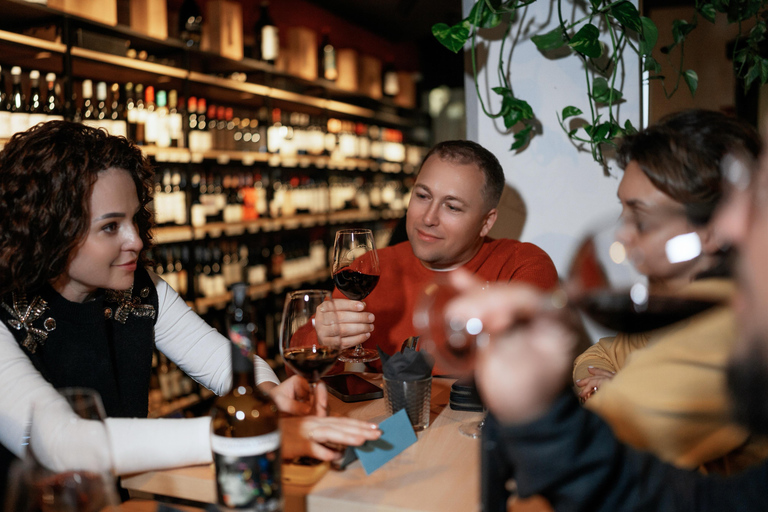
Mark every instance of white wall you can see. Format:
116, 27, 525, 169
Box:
463, 0, 641, 275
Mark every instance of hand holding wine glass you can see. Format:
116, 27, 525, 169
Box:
280, 290, 341, 413
332, 228, 381, 363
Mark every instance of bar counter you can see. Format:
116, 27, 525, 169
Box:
122, 374, 484, 512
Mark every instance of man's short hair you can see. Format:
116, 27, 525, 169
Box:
420, 140, 505, 210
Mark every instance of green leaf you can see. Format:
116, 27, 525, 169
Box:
644, 55, 661, 73
683, 69, 699, 96
624, 119, 638, 135
468, 1, 503, 29
610, 1, 643, 33
562, 106, 583, 120
532, 27, 566, 51
744, 61, 761, 91
569, 23, 602, 59
432, 22, 470, 53
672, 19, 695, 45
510, 125, 533, 151
591, 77, 624, 104
761, 58, 768, 86
568, 128, 579, 137
639, 17, 658, 56
699, 3, 717, 23
592, 122, 612, 142
589, 0, 603, 11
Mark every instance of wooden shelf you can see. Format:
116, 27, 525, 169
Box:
192, 268, 331, 313
152, 209, 404, 244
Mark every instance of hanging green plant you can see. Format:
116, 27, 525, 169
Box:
433, 0, 768, 167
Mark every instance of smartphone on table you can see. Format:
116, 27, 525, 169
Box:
322, 374, 383, 402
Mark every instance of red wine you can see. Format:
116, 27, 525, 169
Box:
284, 346, 340, 382
32, 471, 110, 512
575, 291, 719, 333
333, 269, 379, 300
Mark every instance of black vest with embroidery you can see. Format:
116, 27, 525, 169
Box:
0, 267, 158, 419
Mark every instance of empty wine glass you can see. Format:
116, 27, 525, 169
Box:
5, 388, 120, 512
332, 228, 381, 363
280, 290, 341, 413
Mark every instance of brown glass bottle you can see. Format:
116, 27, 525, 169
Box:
210, 283, 282, 511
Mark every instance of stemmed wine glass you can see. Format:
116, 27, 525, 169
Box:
414, 217, 719, 435
5, 388, 121, 512
280, 290, 341, 412
332, 228, 381, 363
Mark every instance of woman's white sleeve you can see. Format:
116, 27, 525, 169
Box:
151, 272, 280, 390
0, 324, 213, 475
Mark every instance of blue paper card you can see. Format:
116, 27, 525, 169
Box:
354, 408, 418, 475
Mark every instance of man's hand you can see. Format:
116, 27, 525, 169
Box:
263, 376, 329, 416
280, 415, 382, 461
315, 298, 375, 350
446, 270, 578, 425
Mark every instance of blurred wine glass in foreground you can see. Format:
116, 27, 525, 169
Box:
5, 388, 120, 512
414, 217, 720, 380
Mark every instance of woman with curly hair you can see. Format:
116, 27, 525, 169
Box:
0, 122, 380, 501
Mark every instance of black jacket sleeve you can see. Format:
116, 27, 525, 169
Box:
491, 392, 768, 512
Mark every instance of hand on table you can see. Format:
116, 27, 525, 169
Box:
445, 270, 579, 425
575, 367, 615, 402
280, 415, 382, 461
264, 375, 329, 416
315, 298, 375, 350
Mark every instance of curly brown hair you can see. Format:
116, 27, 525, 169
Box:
0, 121, 154, 296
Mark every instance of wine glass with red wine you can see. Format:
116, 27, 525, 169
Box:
332, 228, 381, 363
280, 289, 341, 411
5, 388, 121, 512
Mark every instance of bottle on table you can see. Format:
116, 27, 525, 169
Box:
210, 282, 282, 511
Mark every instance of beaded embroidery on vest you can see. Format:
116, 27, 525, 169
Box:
0, 293, 56, 353
104, 285, 156, 324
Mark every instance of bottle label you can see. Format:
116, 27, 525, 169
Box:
212, 433, 282, 511
262, 26, 279, 61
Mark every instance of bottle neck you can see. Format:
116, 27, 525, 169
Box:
229, 322, 256, 386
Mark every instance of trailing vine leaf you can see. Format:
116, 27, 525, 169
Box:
639, 17, 658, 56
591, 77, 623, 104
562, 106, 583, 120
644, 55, 662, 73
494, 86, 534, 128
569, 24, 602, 58
683, 69, 699, 96
610, 1, 643, 34
699, 3, 717, 23
532, 27, 566, 52
467, 1, 503, 29
511, 125, 533, 151
432, 22, 470, 53
589, 0, 603, 10
624, 119, 638, 135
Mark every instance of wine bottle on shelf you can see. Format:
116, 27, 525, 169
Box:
186, 96, 199, 149
382, 56, 400, 98
95, 81, 109, 126
168, 89, 184, 148
253, 1, 279, 65
155, 89, 171, 148
27, 69, 46, 129
43, 73, 63, 121
144, 85, 158, 146
211, 282, 282, 512
197, 97, 211, 151
9, 66, 29, 136
178, 0, 203, 49
109, 82, 127, 138
80, 79, 96, 128
133, 83, 146, 145
124, 82, 137, 141
318, 27, 338, 81
0, 65, 11, 139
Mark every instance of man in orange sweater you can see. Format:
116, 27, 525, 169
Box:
326, 140, 558, 372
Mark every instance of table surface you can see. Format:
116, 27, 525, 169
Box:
121, 374, 485, 512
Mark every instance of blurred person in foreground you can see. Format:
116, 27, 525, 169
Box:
0, 122, 380, 504
319, 140, 559, 372
571, 110, 767, 474
444, 129, 768, 510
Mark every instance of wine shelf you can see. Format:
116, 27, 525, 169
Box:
153, 209, 404, 244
